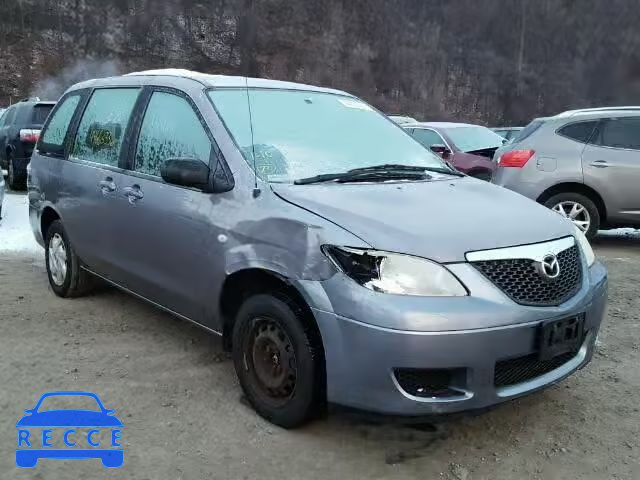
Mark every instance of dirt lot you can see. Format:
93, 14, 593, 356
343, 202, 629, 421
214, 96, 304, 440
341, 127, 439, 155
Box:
1, 191, 639, 479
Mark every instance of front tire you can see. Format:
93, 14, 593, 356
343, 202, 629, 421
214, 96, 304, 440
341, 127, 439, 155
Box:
543, 192, 600, 239
232, 293, 324, 428
45, 220, 96, 297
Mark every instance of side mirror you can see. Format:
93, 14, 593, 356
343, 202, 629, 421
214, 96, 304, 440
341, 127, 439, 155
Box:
430, 144, 451, 157
160, 158, 210, 190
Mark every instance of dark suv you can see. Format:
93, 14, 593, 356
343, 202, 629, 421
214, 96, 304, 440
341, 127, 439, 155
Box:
0, 98, 55, 189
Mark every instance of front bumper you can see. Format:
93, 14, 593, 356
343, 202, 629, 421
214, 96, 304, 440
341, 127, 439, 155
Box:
302, 261, 607, 416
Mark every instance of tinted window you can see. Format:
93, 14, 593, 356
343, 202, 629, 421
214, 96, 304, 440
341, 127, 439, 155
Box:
31, 104, 54, 125
134, 92, 211, 176
72, 88, 140, 166
557, 121, 598, 143
512, 118, 545, 143
411, 128, 445, 148
41, 96, 81, 147
596, 117, 640, 150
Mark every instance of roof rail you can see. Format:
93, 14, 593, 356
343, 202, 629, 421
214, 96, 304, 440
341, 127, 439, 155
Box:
19, 96, 41, 103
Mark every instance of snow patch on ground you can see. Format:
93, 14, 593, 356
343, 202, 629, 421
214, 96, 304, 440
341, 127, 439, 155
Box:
0, 193, 42, 256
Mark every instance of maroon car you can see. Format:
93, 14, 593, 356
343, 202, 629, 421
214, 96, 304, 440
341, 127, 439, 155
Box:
403, 122, 505, 180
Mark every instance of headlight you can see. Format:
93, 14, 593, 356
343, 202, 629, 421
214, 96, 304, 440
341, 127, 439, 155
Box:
573, 225, 595, 267
323, 246, 467, 296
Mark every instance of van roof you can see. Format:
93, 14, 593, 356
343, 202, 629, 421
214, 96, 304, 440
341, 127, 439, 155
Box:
72, 69, 351, 97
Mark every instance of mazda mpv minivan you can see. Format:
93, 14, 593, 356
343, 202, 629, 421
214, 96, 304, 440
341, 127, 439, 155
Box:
29, 70, 608, 428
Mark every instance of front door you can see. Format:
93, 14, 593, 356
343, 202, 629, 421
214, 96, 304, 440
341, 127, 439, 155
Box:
582, 116, 640, 224
112, 89, 218, 324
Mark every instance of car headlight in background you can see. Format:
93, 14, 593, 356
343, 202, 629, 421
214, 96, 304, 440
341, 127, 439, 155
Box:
323, 246, 467, 296
573, 225, 595, 267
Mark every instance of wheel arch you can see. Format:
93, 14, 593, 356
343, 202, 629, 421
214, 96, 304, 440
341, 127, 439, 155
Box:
219, 268, 325, 356
40, 205, 62, 241
536, 182, 607, 223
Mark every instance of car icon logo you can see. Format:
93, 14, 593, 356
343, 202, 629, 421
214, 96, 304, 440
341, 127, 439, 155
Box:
15, 391, 123, 468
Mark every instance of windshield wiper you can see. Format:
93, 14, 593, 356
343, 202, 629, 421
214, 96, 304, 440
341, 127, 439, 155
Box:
421, 165, 465, 177
294, 168, 429, 185
351, 163, 464, 177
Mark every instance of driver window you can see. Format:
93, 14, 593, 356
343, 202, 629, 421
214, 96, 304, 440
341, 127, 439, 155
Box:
134, 92, 211, 176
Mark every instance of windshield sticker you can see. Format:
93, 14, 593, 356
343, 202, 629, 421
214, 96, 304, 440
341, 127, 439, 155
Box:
338, 99, 373, 111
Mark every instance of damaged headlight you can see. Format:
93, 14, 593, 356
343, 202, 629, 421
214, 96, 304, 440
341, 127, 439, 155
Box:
322, 246, 468, 296
573, 225, 595, 267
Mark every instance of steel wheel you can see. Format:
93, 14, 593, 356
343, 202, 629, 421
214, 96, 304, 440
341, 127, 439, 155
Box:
552, 200, 591, 233
246, 317, 297, 406
48, 233, 68, 286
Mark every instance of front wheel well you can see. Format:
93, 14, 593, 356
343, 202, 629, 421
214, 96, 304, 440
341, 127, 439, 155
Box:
40, 207, 61, 241
536, 183, 607, 223
219, 269, 323, 354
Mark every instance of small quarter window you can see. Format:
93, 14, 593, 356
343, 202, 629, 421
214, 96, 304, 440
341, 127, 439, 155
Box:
557, 121, 598, 144
40, 95, 82, 152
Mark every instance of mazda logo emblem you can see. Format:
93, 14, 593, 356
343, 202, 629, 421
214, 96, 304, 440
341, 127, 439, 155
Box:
538, 253, 561, 280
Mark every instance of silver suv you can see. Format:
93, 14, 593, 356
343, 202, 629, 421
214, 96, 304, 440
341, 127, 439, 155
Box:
28, 70, 607, 427
492, 107, 640, 238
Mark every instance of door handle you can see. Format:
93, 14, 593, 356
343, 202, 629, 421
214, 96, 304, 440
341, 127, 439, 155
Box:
589, 160, 610, 168
98, 177, 116, 194
123, 185, 144, 204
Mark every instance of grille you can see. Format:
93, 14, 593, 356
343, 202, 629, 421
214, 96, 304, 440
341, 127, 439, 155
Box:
394, 368, 465, 398
494, 351, 577, 387
472, 245, 582, 306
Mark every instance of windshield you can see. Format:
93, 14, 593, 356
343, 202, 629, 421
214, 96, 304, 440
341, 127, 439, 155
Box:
37, 395, 101, 412
208, 89, 446, 183
444, 126, 504, 152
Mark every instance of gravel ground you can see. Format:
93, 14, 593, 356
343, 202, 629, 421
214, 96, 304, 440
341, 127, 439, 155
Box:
1, 192, 639, 479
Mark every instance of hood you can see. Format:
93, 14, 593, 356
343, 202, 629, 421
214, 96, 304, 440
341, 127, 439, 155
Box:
272, 178, 573, 263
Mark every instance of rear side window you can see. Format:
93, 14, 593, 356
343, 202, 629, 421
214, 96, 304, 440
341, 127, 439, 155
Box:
72, 88, 140, 167
411, 128, 445, 147
595, 117, 640, 150
512, 119, 544, 143
557, 121, 598, 144
31, 104, 54, 125
40, 95, 82, 153
134, 91, 211, 177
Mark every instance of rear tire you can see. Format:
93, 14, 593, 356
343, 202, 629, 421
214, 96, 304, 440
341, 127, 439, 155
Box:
232, 293, 323, 428
7, 153, 26, 190
543, 192, 600, 239
45, 220, 96, 297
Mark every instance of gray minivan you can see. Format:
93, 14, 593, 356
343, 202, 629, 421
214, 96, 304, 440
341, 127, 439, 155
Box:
29, 70, 607, 427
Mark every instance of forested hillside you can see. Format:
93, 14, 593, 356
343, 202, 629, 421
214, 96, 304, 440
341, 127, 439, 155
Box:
1, 0, 639, 124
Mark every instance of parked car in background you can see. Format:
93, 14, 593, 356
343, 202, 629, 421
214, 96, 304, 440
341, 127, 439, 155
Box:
491, 126, 523, 142
29, 70, 606, 428
389, 115, 418, 125
404, 122, 504, 180
0, 98, 55, 190
492, 107, 640, 239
